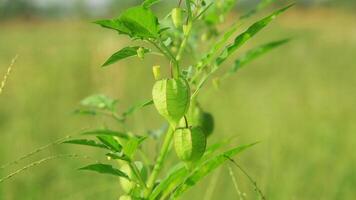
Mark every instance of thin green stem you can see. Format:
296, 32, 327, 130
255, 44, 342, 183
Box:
128, 162, 147, 189
144, 126, 174, 198
149, 40, 180, 79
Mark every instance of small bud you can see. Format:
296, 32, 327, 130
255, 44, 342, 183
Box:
152, 65, 161, 80
137, 47, 145, 59
171, 8, 182, 28
212, 78, 220, 90
107, 156, 112, 160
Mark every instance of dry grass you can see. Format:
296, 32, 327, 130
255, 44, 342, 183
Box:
0, 55, 18, 96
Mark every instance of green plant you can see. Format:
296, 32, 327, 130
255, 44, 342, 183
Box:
0, 0, 294, 199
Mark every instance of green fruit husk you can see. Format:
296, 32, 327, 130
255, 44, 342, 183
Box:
152, 78, 190, 125
174, 127, 206, 162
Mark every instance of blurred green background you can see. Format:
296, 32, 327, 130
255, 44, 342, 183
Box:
0, 0, 355, 199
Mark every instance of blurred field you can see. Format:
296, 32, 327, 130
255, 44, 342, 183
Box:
1, 7, 356, 200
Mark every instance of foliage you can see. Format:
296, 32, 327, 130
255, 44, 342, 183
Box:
0, 0, 293, 199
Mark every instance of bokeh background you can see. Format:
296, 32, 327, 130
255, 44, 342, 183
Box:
1, 0, 355, 199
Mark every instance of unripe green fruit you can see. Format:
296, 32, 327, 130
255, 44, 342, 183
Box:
201, 112, 214, 137
119, 195, 132, 200
119, 164, 134, 193
174, 127, 206, 162
152, 78, 190, 125
171, 8, 182, 28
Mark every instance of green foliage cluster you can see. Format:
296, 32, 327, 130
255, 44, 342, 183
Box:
0, 0, 293, 199
65, 0, 293, 199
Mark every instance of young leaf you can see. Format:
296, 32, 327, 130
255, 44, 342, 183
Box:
123, 99, 153, 117
228, 38, 290, 73
80, 94, 117, 111
119, 6, 159, 39
173, 142, 258, 198
81, 129, 128, 139
102, 46, 150, 67
62, 139, 109, 150
79, 163, 129, 179
93, 19, 131, 35
123, 136, 146, 159
142, 0, 161, 8
216, 4, 294, 66
97, 135, 122, 152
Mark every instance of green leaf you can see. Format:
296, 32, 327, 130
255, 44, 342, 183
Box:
106, 152, 131, 162
81, 129, 128, 139
216, 4, 294, 66
149, 164, 188, 200
123, 99, 153, 117
80, 94, 117, 111
97, 135, 122, 152
119, 6, 159, 39
123, 136, 145, 159
79, 163, 129, 179
93, 19, 131, 35
229, 38, 290, 73
240, 0, 278, 19
173, 142, 258, 198
102, 46, 150, 67
142, 0, 161, 8
62, 139, 109, 150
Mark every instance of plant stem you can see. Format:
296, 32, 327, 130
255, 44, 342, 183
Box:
128, 162, 147, 189
144, 126, 174, 198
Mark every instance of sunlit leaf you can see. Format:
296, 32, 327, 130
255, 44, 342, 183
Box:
119, 6, 159, 39
216, 4, 294, 66
102, 46, 150, 67
79, 163, 129, 179
93, 19, 132, 35
173, 142, 258, 198
228, 38, 290, 73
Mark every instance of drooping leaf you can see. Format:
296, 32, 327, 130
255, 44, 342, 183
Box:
123, 99, 153, 117
228, 38, 290, 73
97, 135, 122, 152
142, 0, 161, 8
62, 139, 109, 150
80, 94, 117, 111
173, 142, 258, 198
119, 6, 159, 39
216, 4, 294, 66
102, 46, 150, 67
79, 163, 129, 179
81, 129, 128, 139
93, 19, 131, 35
